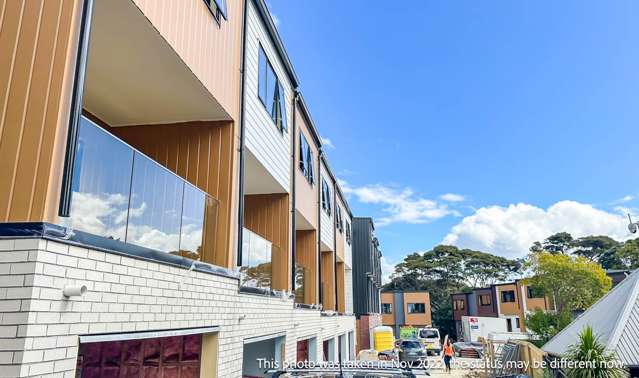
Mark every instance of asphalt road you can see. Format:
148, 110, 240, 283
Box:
423, 356, 483, 377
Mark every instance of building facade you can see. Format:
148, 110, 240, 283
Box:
0, 0, 364, 376
352, 217, 383, 351
452, 280, 555, 339
381, 290, 432, 337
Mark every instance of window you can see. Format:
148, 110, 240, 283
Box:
203, 0, 227, 22
501, 290, 516, 303
258, 46, 287, 132
515, 317, 520, 329
345, 221, 352, 245
479, 294, 492, 306
299, 133, 314, 185
407, 303, 426, 313
506, 318, 512, 332
381, 303, 392, 314
527, 286, 544, 299
321, 178, 332, 215
453, 299, 465, 311
335, 206, 343, 233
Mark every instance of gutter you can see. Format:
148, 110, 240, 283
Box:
236, 0, 249, 267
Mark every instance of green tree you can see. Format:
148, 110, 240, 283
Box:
572, 235, 619, 262
565, 326, 628, 378
527, 252, 612, 312
614, 238, 639, 269
525, 309, 572, 346
530, 232, 574, 254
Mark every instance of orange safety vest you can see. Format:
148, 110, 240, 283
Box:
444, 344, 454, 357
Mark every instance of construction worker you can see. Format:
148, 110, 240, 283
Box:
443, 339, 454, 373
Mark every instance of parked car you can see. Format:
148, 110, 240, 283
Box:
397, 339, 428, 363
417, 328, 441, 356
452, 341, 484, 358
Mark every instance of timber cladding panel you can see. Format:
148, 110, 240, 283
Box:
0, 0, 82, 223
336, 261, 345, 313
321, 251, 336, 311
109, 120, 237, 269
243, 193, 291, 291
296, 229, 318, 304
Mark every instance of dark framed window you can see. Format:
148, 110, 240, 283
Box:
501, 290, 516, 303
479, 294, 492, 306
321, 178, 332, 215
527, 286, 544, 299
258, 45, 287, 133
345, 221, 351, 245
335, 206, 343, 233
407, 303, 426, 314
203, 0, 227, 23
299, 133, 314, 185
515, 317, 520, 329
381, 303, 392, 314
453, 299, 465, 311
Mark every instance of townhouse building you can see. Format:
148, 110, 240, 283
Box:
451, 280, 554, 339
381, 290, 432, 337
0, 0, 361, 376
351, 217, 383, 352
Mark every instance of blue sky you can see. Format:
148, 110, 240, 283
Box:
269, 0, 639, 274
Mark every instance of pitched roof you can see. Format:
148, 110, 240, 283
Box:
542, 269, 639, 367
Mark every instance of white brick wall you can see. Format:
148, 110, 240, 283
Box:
0, 238, 355, 377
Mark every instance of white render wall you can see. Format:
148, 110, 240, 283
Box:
243, 0, 292, 192
0, 238, 355, 377
344, 268, 354, 315
319, 162, 334, 251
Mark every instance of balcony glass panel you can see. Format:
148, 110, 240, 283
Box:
65, 116, 218, 262
294, 264, 307, 304
240, 228, 273, 290
67, 117, 134, 241
126, 154, 182, 254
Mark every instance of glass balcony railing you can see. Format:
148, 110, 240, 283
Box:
294, 264, 307, 304
240, 228, 277, 291
62, 116, 218, 261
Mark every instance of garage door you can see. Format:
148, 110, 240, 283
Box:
77, 334, 201, 377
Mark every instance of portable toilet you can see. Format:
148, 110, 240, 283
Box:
372, 326, 394, 352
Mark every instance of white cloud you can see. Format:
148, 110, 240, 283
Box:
380, 257, 396, 284
341, 182, 460, 226
439, 193, 466, 202
613, 195, 635, 204
271, 13, 280, 26
442, 200, 632, 259
321, 137, 335, 149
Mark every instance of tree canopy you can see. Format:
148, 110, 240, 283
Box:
526, 252, 611, 313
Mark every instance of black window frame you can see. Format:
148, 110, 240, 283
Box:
257, 44, 288, 134
501, 290, 516, 303
479, 294, 492, 306
335, 205, 343, 233
345, 221, 351, 245
381, 303, 392, 314
527, 286, 544, 299
407, 303, 426, 314
299, 132, 314, 185
202, 0, 227, 24
321, 178, 332, 215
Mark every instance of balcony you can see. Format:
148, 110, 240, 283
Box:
62, 116, 219, 261
240, 228, 280, 293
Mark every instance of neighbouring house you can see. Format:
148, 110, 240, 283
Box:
452, 280, 554, 338
381, 290, 432, 337
543, 269, 639, 376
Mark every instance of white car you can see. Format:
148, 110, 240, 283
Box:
417, 328, 441, 356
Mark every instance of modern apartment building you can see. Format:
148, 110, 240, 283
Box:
381, 290, 432, 337
0, 0, 359, 376
352, 217, 383, 351
451, 280, 555, 338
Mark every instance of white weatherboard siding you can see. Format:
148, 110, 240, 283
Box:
243, 0, 292, 192
320, 163, 334, 250
0, 238, 356, 377
345, 268, 354, 314
344, 215, 352, 269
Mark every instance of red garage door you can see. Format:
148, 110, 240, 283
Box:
77, 334, 201, 377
